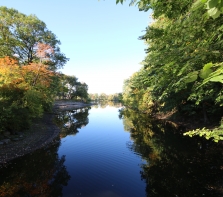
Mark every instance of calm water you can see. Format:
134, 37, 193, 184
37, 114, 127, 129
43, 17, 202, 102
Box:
0, 103, 223, 197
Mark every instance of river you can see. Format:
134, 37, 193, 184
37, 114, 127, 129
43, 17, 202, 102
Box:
0, 102, 223, 197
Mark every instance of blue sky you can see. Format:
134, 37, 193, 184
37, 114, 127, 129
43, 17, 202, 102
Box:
0, 0, 151, 94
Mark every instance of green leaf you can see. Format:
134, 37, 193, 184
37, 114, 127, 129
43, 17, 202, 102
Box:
209, 75, 223, 83
192, 0, 206, 10
203, 62, 213, 70
206, 0, 219, 9
199, 69, 212, 79
185, 71, 198, 83
207, 7, 221, 19
212, 50, 220, 54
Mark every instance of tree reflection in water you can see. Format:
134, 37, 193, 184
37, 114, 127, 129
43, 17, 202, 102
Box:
0, 107, 91, 197
92, 101, 122, 109
55, 107, 90, 138
0, 140, 70, 197
120, 108, 223, 197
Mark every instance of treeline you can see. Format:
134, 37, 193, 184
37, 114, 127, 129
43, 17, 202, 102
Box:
117, 0, 223, 141
56, 74, 89, 102
0, 7, 88, 133
89, 93, 122, 102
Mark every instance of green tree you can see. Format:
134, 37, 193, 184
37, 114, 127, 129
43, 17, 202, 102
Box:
99, 93, 107, 101
89, 93, 99, 101
75, 82, 89, 102
0, 6, 68, 70
116, 0, 223, 18
118, 0, 223, 142
0, 7, 69, 133
55, 74, 89, 102
64, 75, 79, 100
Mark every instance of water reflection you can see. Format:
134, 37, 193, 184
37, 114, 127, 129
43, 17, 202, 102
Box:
3, 105, 222, 197
120, 108, 223, 197
92, 101, 122, 109
0, 140, 70, 197
55, 107, 90, 138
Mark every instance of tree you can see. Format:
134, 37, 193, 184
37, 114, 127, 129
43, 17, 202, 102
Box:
98, 93, 107, 101
75, 82, 89, 102
55, 74, 89, 102
116, 0, 194, 18
115, 0, 223, 19
118, 0, 223, 142
0, 56, 55, 132
0, 6, 68, 70
64, 75, 79, 100
0, 7, 70, 134
89, 93, 99, 101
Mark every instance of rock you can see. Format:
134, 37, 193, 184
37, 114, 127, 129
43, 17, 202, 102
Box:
2, 139, 11, 144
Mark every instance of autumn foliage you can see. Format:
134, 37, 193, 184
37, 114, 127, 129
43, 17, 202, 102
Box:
0, 56, 56, 132
0, 6, 69, 134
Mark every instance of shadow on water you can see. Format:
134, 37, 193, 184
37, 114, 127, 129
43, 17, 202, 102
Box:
0, 140, 70, 197
2, 104, 223, 197
120, 108, 223, 197
54, 107, 90, 138
0, 108, 92, 197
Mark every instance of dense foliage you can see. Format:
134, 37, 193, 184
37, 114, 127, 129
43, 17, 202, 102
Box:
0, 7, 89, 134
0, 55, 57, 132
89, 93, 122, 102
0, 7, 68, 70
56, 74, 89, 102
117, 0, 223, 141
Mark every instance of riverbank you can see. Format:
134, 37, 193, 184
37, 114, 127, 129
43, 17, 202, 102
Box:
53, 100, 93, 112
0, 100, 93, 165
122, 106, 220, 132
155, 110, 220, 131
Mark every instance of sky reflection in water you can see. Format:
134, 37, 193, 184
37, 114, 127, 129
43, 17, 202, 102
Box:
1, 103, 223, 197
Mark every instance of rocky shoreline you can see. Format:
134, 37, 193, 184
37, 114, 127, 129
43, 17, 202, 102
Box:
0, 101, 94, 165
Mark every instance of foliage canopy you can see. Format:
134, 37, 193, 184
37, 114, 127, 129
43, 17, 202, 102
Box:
0, 6, 69, 70
119, 0, 223, 142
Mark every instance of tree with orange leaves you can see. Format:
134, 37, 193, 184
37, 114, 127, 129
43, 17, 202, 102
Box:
0, 56, 56, 133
